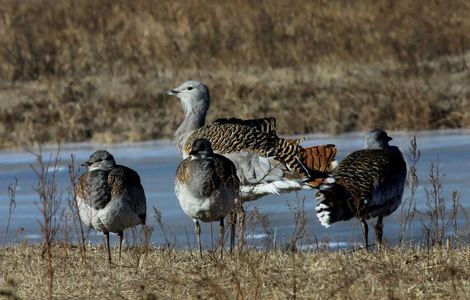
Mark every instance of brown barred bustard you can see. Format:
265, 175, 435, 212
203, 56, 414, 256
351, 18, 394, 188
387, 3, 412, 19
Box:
167, 81, 337, 198
76, 150, 147, 263
315, 129, 407, 249
167, 80, 337, 248
175, 138, 240, 258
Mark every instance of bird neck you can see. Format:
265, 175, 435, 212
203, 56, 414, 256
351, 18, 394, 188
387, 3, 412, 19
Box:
175, 100, 209, 152
366, 141, 392, 150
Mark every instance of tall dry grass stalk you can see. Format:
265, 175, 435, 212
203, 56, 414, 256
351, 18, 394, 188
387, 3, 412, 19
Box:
399, 136, 420, 245
66, 154, 87, 262
420, 159, 460, 248
31, 144, 62, 300
3, 178, 18, 246
153, 205, 176, 248
286, 194, 308, 252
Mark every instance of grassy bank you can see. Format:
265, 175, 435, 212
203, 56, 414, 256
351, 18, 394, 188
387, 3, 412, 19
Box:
1, 244, 469, 299
0, 0, 469, 148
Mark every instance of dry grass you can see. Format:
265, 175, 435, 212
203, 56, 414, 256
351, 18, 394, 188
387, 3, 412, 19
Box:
0, 0, 469, 148
0, 244, 469, 299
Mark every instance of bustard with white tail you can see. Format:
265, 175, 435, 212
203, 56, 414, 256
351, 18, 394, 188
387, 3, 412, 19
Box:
175, 138, 240, 258
76, 150, 147, 263
167, 80, 337, 200
315, 129, 407, 249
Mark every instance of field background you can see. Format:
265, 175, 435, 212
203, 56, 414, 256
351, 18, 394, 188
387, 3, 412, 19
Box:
0, 0, 469, 148
1, 2, 470, 298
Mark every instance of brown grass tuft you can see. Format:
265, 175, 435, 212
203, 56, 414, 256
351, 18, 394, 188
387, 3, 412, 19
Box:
1, 244, 470, 298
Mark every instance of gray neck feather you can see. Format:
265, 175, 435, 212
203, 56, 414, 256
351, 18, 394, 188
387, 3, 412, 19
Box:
366, 140, 398, 151
366, 140, 387, 150
174, 97, 209, 151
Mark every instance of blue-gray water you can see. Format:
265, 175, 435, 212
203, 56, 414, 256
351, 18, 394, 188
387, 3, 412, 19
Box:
0, 130, 469, 249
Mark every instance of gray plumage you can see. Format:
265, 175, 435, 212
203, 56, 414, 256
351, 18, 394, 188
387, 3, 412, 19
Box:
175, 138, 240, 258
76, 150, 147, 262
315, 129, 407, 248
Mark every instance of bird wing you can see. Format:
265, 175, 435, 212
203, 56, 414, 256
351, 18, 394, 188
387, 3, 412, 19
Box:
335, 149, 407, 215
298, 144, 337, 187
183, 122, 304, 172
213, 117, 277, 133
108, 166, 147, 222
213, 153, 241, 196
183, 122, 280, 157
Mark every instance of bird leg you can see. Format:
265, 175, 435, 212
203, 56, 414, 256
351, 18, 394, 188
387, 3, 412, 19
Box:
194, 219, 202, 259
361, 219, 369, 250
375, 216, 384, 250
118, 231, 124, 262
229, 210, 236, 254
219, 218, 224, 260
105, 232, 112, 264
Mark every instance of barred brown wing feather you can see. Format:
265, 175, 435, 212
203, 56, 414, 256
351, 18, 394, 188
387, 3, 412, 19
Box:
213, 117, 277, 133
183, 123, 279, 157
298, 144, 337, 173
298, 144, 337, 187
334, 149, 405, 214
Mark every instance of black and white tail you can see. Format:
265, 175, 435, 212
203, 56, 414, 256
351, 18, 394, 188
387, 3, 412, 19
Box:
315, 182, 352, 228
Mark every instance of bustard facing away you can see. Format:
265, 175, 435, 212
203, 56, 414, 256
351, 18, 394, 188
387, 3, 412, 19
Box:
76, 150, 147, 263
167, 80, 337, 200
175, 138, 240, 258
315, 129, 407, 249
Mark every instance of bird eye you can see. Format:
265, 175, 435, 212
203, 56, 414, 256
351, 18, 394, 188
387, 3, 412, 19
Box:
187, 87, 193, 90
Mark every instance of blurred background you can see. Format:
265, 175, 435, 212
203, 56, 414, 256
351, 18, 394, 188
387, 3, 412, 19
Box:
0, 0, 469, 148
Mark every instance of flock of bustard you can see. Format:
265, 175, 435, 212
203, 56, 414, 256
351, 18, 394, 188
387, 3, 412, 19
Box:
76, 80, 407, 262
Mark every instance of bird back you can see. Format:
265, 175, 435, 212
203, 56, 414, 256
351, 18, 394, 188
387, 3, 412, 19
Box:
316, 148, 406, 226
176, 154, 240, 199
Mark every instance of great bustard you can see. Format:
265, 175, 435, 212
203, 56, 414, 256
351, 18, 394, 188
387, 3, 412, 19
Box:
76, 150, 147, 263
175, 138, 240, 258
315, 129, 407, 249
166, 80, 337, 200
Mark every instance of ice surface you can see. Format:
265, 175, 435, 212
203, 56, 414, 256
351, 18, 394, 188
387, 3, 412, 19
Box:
0, 130, 469, 248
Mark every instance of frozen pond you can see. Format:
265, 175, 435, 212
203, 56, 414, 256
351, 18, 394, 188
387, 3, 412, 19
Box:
0, 130, 469, 250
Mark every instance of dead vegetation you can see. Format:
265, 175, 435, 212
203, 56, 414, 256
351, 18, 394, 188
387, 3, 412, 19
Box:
0, 244, 469, 299
0, 0, 469, 148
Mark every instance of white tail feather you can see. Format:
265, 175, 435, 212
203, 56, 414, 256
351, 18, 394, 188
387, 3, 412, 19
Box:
315, 202, 332, 228
240, 179, 312, 200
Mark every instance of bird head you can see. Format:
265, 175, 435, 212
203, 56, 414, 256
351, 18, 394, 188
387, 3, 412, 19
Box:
82, 150, 116, 172
166, 80, 210, 114
364, 129, 393, 149
189, 138, 214, 159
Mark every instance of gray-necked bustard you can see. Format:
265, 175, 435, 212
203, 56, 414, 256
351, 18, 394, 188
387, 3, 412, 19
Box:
166, 80, 337, 200
175, 138, 240, 258
76, 150, 147, 263
315, 129, 407, 249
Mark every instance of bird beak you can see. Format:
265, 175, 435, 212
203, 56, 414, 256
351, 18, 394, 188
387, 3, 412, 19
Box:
387, 136, 393, 141
166, 89, 179, 96
81, 161, 91, 167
